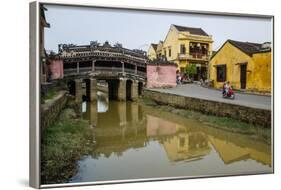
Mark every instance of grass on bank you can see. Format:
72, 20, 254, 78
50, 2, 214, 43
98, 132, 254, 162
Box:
41, 89, 59, 103
140, 97, 271, 144
41, 108, 94, 184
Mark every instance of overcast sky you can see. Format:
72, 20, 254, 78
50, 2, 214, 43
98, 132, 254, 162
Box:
44, 4, 272, 53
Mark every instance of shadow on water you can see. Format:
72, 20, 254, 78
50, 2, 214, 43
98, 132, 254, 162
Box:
70, 91, 272, 183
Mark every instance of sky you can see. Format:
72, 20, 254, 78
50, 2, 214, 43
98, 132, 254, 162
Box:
44, 4, 272, 53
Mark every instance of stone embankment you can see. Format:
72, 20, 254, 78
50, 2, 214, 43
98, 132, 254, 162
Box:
41, 91, 68, 130
143, 89, 271, 127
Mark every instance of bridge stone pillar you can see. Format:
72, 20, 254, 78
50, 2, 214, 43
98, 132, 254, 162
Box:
77, 62, 80, 73
131, 80, 139, 101
121, 61, 125, 76
118, 102, 127, 126
117, 78, 126, 101
75, 79, 82, 103
89, 78, 97, 101
131, 102, 139, 123
92, 60, 96, 72
89, 102, 97, 127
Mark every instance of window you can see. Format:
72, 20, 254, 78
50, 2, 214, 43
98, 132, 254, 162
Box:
217, 65, 226, 82
179, 137, 185, 147
180, 67, 185, 73
168, 48, 171, 57
180, 44, 186, 54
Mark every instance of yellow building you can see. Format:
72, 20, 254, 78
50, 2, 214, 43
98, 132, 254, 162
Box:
148, 24, 213, 80
147, 43, 158, 60
210, 40, 271, 93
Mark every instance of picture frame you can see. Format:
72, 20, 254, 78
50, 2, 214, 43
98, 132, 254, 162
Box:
30, 1, 274, 188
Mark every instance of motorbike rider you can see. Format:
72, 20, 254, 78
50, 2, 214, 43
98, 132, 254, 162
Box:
225, 81, 231, 94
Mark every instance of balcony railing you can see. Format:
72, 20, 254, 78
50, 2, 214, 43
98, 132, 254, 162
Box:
178, 53, 209, 61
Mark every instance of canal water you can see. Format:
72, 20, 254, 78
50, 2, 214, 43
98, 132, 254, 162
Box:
70, 91, 272, 183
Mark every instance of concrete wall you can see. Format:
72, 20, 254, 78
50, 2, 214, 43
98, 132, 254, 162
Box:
41, 91, 68, 130
143, 89, 271, 128
48, 59, 64, 80
147, 64, 177, 88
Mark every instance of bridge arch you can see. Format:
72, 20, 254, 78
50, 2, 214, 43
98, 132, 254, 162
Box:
107, 79, 120, 100
126, 79, 133, 101
138, 82, 144, 96
83, 78, 91, 101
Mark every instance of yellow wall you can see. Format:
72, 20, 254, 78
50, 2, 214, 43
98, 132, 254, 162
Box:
210, 41, 271, 93
147, 45, 157, 60
251, 53, 271, 92
162, 26, 180, 62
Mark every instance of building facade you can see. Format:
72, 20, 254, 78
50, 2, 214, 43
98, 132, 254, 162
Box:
148, 24, 213, 80
40, 5, 50, 83
147, 43, 157, 60
210, 40, 271, 93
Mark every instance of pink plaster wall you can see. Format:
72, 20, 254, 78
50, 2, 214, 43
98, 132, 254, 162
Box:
146, 64, 177, 88
48, 59, 64, 79
146, 115, 177, 137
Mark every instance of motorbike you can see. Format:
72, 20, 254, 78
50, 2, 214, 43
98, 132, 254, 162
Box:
222, 87, 235, 99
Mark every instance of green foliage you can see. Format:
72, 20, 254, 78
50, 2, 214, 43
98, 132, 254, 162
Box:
41, 89, 58, 103
41, 109, 94, 184
185, 63, 197, 76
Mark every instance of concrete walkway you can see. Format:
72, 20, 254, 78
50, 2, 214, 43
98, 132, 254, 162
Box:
149, 84, 272, 110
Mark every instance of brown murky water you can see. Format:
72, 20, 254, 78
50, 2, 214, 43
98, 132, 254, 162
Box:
70, 92, 272, 183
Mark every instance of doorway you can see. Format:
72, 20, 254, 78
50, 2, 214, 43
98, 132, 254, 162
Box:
240, 64, 247, 89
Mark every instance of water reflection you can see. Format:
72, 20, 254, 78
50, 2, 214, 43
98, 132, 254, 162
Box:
71, 92, 272, 183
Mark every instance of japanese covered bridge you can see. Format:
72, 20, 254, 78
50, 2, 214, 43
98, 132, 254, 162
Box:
48, 42, 148, 102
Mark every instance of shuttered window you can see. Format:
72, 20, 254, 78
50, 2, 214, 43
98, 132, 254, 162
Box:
217, 65, 226, 82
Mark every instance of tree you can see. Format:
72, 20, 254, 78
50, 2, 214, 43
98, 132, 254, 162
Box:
185, 64, 197, 79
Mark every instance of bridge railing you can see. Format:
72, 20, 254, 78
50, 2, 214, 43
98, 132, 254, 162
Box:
79, 67, 92, 72
95, 66, 123, 73
64, 68, 77, 75
64, 66, 146, 77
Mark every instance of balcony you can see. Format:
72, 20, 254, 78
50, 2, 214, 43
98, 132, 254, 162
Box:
178, 53, 209, 61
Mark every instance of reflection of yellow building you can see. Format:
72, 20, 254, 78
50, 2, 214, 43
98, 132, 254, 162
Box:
208, 136, 271, 166
210, 40, 271, 93
163, 130, 211, 162
148, 24, 213, 80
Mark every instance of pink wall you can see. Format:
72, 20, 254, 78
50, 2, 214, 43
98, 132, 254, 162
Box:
146, 64, 177, 88
48, 59, 64, 80
146, 115, 177, 137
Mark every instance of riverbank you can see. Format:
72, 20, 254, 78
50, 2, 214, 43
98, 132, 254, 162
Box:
140, 97, 271, 144
143, 88, 271, 127
41, 106, 94, 184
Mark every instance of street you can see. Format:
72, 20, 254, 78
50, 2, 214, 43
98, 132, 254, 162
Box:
150, 84, 272, 110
